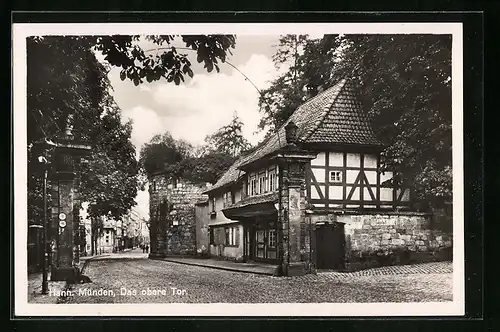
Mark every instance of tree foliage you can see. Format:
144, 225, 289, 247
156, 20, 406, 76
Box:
27, 36, 138, 229
181, 153, 236, 185
138, 132, 194, 179
203, 113, 252, 158
78, 106, 139, 221
92, 34, 236, 86
139, 114, 253, 185
259, 34, 452, 208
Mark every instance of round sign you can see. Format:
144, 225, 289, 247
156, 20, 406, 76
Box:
59, 213, 66, 220
59, 220, 67, 228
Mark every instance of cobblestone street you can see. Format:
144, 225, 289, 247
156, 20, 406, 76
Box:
52, 250, 454, 304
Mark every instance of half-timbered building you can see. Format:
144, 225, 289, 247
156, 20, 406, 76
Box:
202, 78, 452, 276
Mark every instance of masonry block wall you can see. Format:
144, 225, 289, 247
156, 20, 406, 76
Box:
339, 212, 452, 271
149, 174, 208, 257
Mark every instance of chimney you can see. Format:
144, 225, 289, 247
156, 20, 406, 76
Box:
285, 121, 298, 144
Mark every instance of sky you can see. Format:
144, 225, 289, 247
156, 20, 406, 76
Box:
104, 35, 287, 219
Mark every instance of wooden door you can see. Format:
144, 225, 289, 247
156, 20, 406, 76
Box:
255, 229, 265, 260
315, 222, 345, 270
244, 225, 255, 261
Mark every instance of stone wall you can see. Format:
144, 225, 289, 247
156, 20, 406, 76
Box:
149, 174, 208, 257
310, 212, 453, 271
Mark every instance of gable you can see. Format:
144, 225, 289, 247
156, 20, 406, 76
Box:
238, 78, 384, 169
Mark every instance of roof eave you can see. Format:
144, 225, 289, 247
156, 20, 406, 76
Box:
202, 178, 243, 195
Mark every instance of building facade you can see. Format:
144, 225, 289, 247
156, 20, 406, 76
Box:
148, 173, 208, 258
202, 78, 453, 276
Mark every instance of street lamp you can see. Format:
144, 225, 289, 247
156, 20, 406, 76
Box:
36, 139, 57, 295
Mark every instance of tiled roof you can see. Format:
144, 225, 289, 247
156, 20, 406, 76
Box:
204, 78, 384, 194
238, 78, 384, 168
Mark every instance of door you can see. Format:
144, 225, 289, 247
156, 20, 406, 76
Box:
315, 222, 345, 270
244, 226, 250, 260
244, 225, 255, 261
255, 230, 265, 260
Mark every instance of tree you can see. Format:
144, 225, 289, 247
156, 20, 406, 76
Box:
203, 113, 252, 157
27, 37, 139, 256
259, 34, 452, 209
139, 114, 253, 186
180, 153, 236, 185
27, 34, 236, 255
27, 36, 109, 234
257, 34, 313, 134
138, 132, 194, 179
79, 105, 139, 223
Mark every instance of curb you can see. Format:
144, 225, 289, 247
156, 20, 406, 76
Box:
157, 258, 276, 276
80, 254, 110, 274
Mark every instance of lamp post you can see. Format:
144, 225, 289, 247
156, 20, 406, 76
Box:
41, 163, 48, 294
36, 139, 57, 294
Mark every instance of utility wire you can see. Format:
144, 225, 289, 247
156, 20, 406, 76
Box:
143, 45, 283, 148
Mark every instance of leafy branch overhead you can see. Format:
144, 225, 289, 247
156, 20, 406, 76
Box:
92, 35, 236, 86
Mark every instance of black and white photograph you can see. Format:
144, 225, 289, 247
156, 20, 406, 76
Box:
13, 22, 464, 316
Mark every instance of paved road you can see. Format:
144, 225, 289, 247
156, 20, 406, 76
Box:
59, 251, 453, 304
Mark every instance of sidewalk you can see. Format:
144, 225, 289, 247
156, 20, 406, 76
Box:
27, 253, 108, 303
158, 256, 452, 278
159, 257, 278, 276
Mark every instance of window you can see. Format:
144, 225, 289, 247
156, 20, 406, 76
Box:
330, 171, 342, 183
250, 178, 257, 196
268, 229, 277, 248
105, 235, 110, 244
223, 191, 234, 208
258, 175, 266, 194
151, 180, 156, 192
269, 172, 277, 191
210, 197, 216, 212
225, 226, 237, 246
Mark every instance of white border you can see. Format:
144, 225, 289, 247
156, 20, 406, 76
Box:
13, 22, 464, 317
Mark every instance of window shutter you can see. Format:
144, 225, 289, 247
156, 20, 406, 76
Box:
235, 226, 240, 246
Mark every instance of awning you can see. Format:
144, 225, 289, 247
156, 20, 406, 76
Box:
222, 192, 279, 220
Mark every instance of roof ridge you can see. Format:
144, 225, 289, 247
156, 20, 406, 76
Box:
300, 78, 348, 142
294, 79, 345, 112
